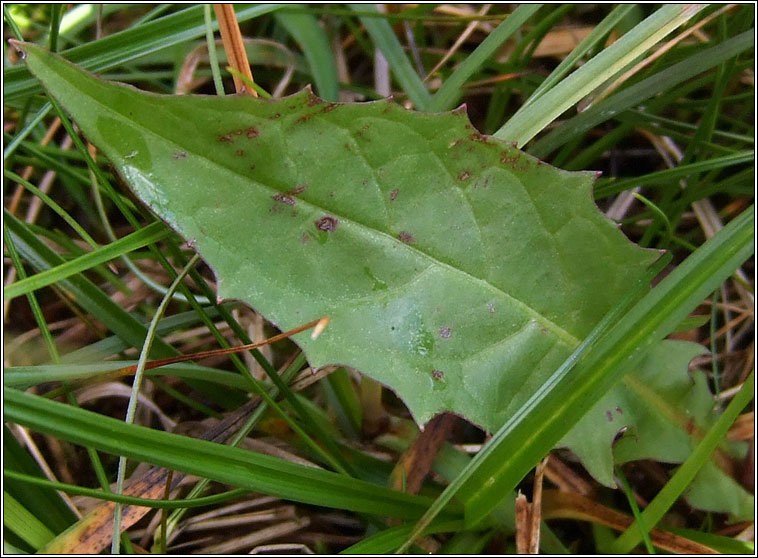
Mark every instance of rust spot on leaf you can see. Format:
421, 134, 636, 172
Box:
272, 193, 296, 206
296, 113, 314, 124
289, 185, 307, 195
397, 231, 415, 244
500, 152, 520, 166
316, 216, 338, 232
468, 132, 490, 144
320, 103, 339, 114
307, 91, 324, 106
389, 189, 399, 201
685, 417, 695, 435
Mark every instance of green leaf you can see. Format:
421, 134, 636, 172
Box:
560, 340, 709, 486
560, 339, 753, 518
17, 42, 661, 439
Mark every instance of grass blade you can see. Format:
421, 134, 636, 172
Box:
4, 220, 169, 301
428, 4, 541, 112
496, 4, 705, 146
275, 10, 339, 101
529, 29, 755, 158
611, 372, 755, 553
399, 205, 753, 549
3, 386, 462, 522
4, 4, 284, 102
349, 3, 431, 109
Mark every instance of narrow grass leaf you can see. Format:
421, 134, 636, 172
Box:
3, 491, 55, 550
523, 4, 636, 109
4, 4, 285, 101
529, 30, 755, 158
428, 4, 541, 112
3, 470, 249, 510
349, 3, 431, 109
275, 10, 340, 101
3, 387, 462, 522
611, 372, 755, 553
496, 4, 705, 146
4, 221, 169, 301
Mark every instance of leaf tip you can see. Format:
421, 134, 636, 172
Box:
452, 103, 468, 115
7, 39, 27, 59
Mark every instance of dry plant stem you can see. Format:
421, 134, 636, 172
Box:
528, 457, 548, 554
515, 457, 548, 554
543, 453, 594, 496
213, 4, 257, 96
390, 412, 456, 494
541, 490, 720, 554
515, 492, 530, 554
424, 4, 492, 81
7, 116, 62, 215
73, 317, 328, 387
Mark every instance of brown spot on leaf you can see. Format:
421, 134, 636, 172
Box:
500, 152, 520, 166
236, 149, 245, 156
397, 231, 415, 244
172, 151, 187, 159
432, 369, 445, 381
606, 410, 614, 422
269, 112, 281, 119
439, 326, 451, 339
389, 189, 399, 201
233, 129, 243, 136
217, 134, 233, 143
289, 185, 307, 195
458, 171, 471, 181
316, 216, 338, 232
301, 232, 310, 243
246, 127, 259, 139
249, 164, 256, 170
320, 103, 339, 114
272, 193, 296, 206
307, 92, 324, 106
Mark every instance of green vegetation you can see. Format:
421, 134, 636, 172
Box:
4, 4, 754, 554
